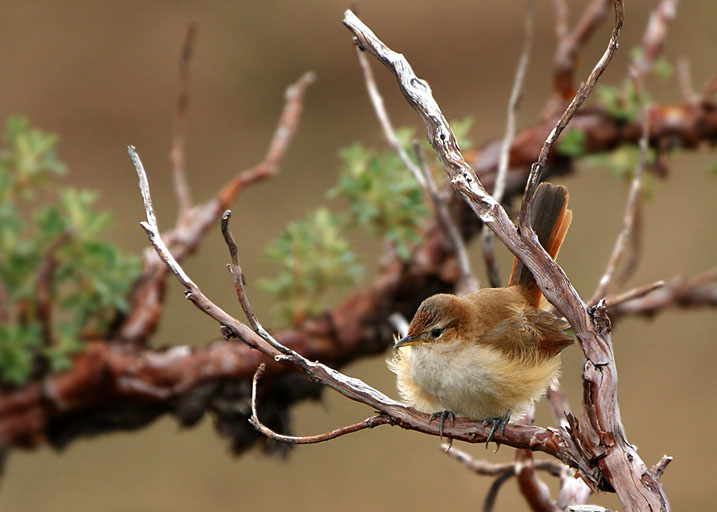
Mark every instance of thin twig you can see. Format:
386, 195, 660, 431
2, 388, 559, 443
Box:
590, 89, 649, 304
343, 7, 671, 510
35, 231, 72, 347
521, 0, 623, 230
170, 21, 198, 221
357, 45, 476, 291
413, 141, 477, 294
677, 57, 696, 103
482, 0, 534, 287
483, 470, 516, 512
546, 378, 572, 428
650, 455, 673, 480
249, 363, 389, 444
356, 48, 425, 187
119, 72, 314, 342
633, 0, 678, 82
603, 280, 664, 309
609, 267, 717, 319
128, 143, 585, 464
515, 405, 559, 512
550, 0, 568, 42
699, 72, 717, 103
551, 0, 609, 103
442, 444, 564, 477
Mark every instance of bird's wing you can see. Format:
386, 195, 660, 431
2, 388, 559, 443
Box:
476, 307, 573, 358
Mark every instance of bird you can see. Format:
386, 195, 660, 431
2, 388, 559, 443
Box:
389, 182, 573, 443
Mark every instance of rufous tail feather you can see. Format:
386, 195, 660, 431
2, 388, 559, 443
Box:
508, 183, 572, 308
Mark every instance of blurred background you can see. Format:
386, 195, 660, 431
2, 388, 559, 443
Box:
1, 1, 715, 510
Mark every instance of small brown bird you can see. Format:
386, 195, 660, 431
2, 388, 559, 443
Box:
389, 183, 573, 441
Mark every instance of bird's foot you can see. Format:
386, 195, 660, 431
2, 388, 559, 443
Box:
483, 410, 511, 452
429, 410, 455, 439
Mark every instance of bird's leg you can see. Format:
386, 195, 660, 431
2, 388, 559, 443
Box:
429, 410, 455, 439
483, 409, 511, 451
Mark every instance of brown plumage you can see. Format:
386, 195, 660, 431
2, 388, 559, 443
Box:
389, 183, 573, 424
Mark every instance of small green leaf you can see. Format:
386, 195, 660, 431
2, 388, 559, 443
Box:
557, 128, 587, 157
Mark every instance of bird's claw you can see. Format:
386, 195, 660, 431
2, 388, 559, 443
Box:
429, 410, 455, 439
483, 410, 511, 452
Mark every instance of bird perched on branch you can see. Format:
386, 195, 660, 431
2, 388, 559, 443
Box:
389, 183, 573, 443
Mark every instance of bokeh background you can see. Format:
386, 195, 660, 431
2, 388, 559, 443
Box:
1, 1, 716, 511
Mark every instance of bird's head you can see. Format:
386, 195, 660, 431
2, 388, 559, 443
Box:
394, 294, 468, 349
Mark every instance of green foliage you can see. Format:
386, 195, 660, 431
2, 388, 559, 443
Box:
259, 208, 362, 327
331, 136, 428, 260
585, 144, 658, 199
630, 47, 674, 80
0, 116, 141, 385
596, 81, 649, 123
261, 118, 473, 328
557, 128, 587, 157
710, 161, 717, 176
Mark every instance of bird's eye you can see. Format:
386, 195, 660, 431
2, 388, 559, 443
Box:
430, 328, 444, 339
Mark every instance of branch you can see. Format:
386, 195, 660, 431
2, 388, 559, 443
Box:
413, 141, 477, 294
344, 4, 672, 510
355, 47, 425, 188
355, 45, 476, 292
551, 0, 609, 104
249, 363, 390, 444
608, 267, 717, 320
481, 0, 534, 288
116, 71, 314, 343
520, 0, 623, 229
633, 0, 678, 82
170, 21, 198, 221
127, 146, 592, 470
590, 90, 649, 304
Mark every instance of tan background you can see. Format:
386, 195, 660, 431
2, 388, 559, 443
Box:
1, 1, 716, 510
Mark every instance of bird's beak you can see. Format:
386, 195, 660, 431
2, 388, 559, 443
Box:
394, 334, 421, 349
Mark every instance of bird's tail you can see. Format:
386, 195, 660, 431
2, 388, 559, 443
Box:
508, 183, 572, 308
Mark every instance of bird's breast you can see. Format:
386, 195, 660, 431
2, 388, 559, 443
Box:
403, 341, 560, 420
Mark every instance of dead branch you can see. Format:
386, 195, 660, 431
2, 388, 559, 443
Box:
608, 267, 717, 320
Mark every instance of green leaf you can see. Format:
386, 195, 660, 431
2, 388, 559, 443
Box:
557, 128, 587, 157
260, 208, 363, 327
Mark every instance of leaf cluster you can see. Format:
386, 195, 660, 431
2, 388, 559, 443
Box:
260, 118, 473, 328
0, 117, 141, 385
